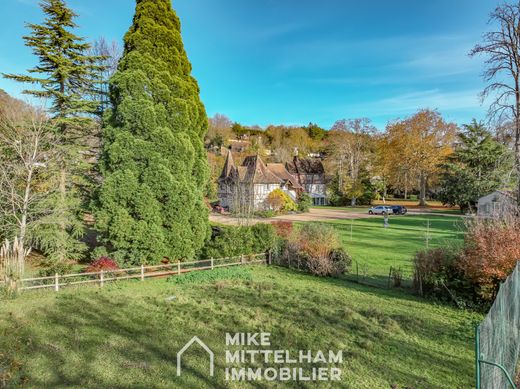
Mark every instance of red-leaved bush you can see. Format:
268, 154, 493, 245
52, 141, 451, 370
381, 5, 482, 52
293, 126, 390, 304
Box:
85, 257, 119, 273
272, 221, 294, 239
412, 212, 520, 305
458, 215, 520, 299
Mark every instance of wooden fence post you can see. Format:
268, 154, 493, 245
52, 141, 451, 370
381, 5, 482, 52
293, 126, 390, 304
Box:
177, 261, 181, 275
241, 254, 245, 265
211, 257, 214, 270
54, 273, 59, 292
268, 251, 272, 265
140, 264, 144, 281
100, 270, 104, 287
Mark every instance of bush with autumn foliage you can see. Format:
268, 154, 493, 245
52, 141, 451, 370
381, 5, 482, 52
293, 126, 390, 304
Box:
413, 212, 520, 308
264, 189, 297, 214
272, 221, 294, 239
273, 223, 351, 277
85, 257, 120, 273
459, 215, 520, 300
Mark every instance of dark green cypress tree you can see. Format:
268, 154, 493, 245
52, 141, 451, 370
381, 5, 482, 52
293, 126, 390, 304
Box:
3, 0, 102, 263
94, 0, 210, 264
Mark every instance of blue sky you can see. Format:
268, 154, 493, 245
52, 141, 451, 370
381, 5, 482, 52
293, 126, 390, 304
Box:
0, 0, 501, 130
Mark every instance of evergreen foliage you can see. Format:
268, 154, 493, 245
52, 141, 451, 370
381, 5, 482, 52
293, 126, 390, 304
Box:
94, 0, 210, 264
200, 224, 276, 259
2, 0, 102, 262
297, 192, 312, 212
439, 120, 513, 212
3, 0, 101, 132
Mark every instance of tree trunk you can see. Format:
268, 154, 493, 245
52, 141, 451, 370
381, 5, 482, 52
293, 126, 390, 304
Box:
515, 75, 520, 207
404, 172, 408, 200
419, 173, 427, 206
351, 197, 357, 206
338, 160, 344, 195
58, 167, 67, 262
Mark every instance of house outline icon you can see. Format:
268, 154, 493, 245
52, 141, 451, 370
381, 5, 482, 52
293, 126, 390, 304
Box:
177, 336, 214, 377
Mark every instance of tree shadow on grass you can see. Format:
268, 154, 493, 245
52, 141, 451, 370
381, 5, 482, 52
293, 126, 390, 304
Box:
1, 268, 475, 388
2, 292, 227, 389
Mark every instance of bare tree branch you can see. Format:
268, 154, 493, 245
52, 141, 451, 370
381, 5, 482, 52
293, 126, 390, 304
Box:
471, 1, 520, 204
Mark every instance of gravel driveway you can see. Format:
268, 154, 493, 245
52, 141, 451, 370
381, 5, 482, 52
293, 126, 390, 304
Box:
209, 207, 371, 225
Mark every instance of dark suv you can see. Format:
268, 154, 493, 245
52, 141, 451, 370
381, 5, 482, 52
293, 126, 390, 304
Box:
390, 205, 407, 215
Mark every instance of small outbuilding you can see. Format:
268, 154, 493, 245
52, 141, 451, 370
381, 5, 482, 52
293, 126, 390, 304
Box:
477, 190, 517, 217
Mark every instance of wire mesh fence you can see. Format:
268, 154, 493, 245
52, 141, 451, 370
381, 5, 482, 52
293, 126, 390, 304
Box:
476, 261, 520, 389
343, 260, 415, 289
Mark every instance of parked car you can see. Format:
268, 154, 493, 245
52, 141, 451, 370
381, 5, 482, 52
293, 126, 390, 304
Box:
368, 206, 392, 215
390, 205, 408, 215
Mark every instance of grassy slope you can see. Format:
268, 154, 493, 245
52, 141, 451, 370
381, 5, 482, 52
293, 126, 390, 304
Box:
0, 266, 480, 389
324, 215, 465, 283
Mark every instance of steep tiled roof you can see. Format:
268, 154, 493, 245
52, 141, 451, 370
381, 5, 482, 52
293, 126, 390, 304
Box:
242, 155, 282, 184
219, 152, 301, 188
219, 149, 236, 179
267, 163, 303, 189
286, 156, 325, 175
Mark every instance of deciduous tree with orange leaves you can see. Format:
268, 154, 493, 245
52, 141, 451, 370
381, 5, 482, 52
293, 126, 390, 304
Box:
384, 109, 456, 205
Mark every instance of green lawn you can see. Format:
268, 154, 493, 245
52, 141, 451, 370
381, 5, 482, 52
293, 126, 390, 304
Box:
427, 209, 465, 215
323, 215, 465, 286
310, 205, 369, 212
0, 265, 480, 388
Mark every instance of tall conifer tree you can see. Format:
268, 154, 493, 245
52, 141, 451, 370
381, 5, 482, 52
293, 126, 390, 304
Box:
4, 0, 100, 132
3, 0, 102, 262
94, 0, 210, 264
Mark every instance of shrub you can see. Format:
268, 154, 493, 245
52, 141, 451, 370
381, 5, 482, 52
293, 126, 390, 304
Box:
329, 247, 352, 275
298, 224, 339, 261
412, 246, 482, 308
274, 223, 350, 277
272, 221, 294, 239
251, 224, 276, 254
458, 215, 520, 301
200, 224, 276, 259
413, 248, 452, 294
297, 192, 312, 212
256, 210, 277, 218
265, 189, 297, 214
37, 260, 74, 277
85, 257, 119, 273
390, 267, 403, 287
299, 250, 335, 276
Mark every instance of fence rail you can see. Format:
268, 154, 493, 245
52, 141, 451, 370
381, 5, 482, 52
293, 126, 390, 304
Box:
14, 253, 268, 292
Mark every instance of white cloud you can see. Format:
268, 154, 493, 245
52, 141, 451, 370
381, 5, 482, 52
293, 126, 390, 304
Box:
372, 89, 481, 113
